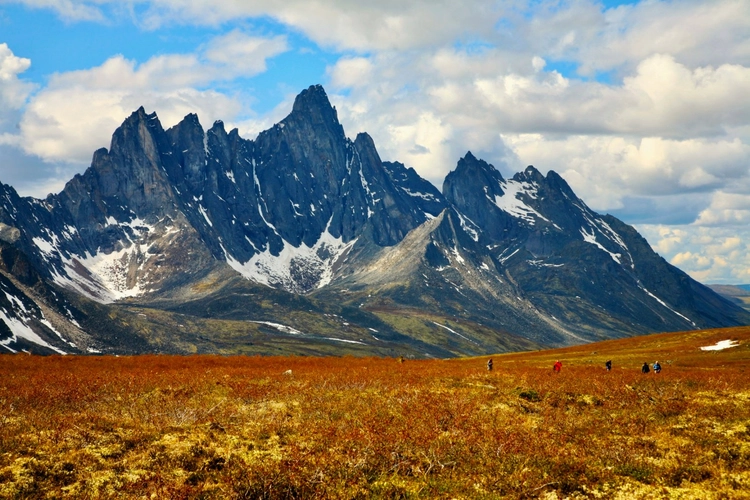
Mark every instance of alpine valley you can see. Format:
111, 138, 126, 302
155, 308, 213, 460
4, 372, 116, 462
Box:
1, 85, 748, 356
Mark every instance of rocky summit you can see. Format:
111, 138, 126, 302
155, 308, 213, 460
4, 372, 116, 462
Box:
1, 85, 747, 356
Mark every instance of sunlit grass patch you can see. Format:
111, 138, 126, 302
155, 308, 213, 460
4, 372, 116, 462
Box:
1, 326, 749, 498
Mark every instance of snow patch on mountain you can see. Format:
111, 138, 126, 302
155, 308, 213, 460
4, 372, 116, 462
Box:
223, 218, 356, 294
456, 211, 480, 242
0, 309, 66, 354
580, 228, 622, 264
492, 180, 550, 225
51, 245, 148, 303
639, 285, 696, 326
403, 188, 439, 201
32, 217, 166, 303
575, 205, 634, 269
198, 205, 213, 227
32, 234, 61, 258
326, 337, 367, 345
498, 247, 520, 264
432, 321, 477, 344
249, 321, 303, 335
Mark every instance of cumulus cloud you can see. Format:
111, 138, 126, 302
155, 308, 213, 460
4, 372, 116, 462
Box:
506, 135, 750, 208
21, 84, 240, 164
18, 33, 288, 165
570, 0, 750, 74
638, 224, 750, 284
0, 43, 34, 126
203, 31, 288, 77
425, 54, 750, 139
693, 192, 750, 227
329, 57, 374, 89
0, 43, 41, 193
616, 55, 750, 138
10, 0, 508, 51
132, 0, 506, 51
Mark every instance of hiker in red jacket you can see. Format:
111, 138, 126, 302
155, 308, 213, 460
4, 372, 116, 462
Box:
553, 360, 562, 373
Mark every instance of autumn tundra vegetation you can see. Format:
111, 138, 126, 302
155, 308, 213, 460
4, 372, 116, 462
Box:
1, 327, 749, 499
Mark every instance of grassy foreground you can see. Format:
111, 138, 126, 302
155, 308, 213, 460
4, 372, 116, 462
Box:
1, 327, 749, 499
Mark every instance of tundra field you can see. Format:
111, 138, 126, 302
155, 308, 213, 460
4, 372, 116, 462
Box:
1, 327, 750, 499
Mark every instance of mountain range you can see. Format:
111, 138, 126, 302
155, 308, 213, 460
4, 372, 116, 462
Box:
1, 84, 748, 356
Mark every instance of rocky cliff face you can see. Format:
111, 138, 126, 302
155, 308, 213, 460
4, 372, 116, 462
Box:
0, 85, 747, 355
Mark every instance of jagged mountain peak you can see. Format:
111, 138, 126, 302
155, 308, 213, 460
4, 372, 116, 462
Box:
442, 153, 507, 238
290, 84, 339, 124
354, 131, 376, 148
2, 84, 747, 357
121, 106, 159, 129
444, 152, 505, 191
109, 106, 166, 159
543, 168, 581, 201
455, 151, 500, 175
513, 165, 545, 184
170, 112, 203, 136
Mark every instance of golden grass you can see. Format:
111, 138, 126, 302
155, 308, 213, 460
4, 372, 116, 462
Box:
1, 327, 749, 499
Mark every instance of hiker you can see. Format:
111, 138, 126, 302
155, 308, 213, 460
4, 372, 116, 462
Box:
653, 361, 661, 374
553, 360, 562, 373
641, 362, 650, 374
487, 358, 493, 371
605, 360, 612, 371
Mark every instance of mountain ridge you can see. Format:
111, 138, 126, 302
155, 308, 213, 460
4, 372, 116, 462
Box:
1, 84, 747, 355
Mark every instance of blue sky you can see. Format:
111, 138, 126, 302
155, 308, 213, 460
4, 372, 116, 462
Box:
1, 0, 749, 284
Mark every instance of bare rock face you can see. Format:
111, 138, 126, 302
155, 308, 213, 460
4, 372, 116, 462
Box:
0, 84, 747, 356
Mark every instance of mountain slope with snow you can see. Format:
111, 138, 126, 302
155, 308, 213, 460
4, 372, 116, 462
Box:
0, 85, 747, 356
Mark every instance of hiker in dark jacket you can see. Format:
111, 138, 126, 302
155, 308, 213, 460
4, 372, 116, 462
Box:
641, 362, 650, 374
605, 360, 612, 371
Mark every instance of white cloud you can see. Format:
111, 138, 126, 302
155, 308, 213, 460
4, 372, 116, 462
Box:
17, 33, 288, 164
329, 57, 374, 89
577, 0, 750, 74
203, 31, 288, 77
386, 111, 453, 180
616, 55, 750, 138
522, 0, 750, 78
532, 56, 546, 72
505, 135, 750, 209
10, 0, 508, 51
693, 192, 750, 227
425, 54, 750, 139
638, 224, 750, 284
131, 0, 507, 51
12, 0, 750, 64
0, 44, 34, 125
8, 0, 105, 22
233, 94, 296, 141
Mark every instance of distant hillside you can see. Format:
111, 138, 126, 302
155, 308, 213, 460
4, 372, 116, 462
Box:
708, 284, 750, 313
